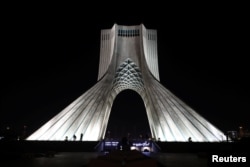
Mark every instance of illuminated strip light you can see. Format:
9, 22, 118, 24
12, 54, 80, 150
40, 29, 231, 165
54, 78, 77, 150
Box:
105, 141, 119, 146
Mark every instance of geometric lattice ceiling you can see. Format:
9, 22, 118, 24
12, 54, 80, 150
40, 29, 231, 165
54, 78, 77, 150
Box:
113, 58, 144, 93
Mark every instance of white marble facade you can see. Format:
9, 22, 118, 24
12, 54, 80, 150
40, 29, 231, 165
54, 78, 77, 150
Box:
27, 24, 226, 141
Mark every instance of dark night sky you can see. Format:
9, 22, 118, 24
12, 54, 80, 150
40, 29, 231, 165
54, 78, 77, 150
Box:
1, 4, 249, 137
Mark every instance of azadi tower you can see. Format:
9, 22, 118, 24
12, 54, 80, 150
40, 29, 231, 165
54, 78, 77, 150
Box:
27, 24, 226, 142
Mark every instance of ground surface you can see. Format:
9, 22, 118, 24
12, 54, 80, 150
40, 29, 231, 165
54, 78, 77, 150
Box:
0, 152, 209, 167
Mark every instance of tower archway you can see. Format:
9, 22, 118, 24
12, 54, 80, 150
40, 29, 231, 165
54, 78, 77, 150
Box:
106, 89, 151, 140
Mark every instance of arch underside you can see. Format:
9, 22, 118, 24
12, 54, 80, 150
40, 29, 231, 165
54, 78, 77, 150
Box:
27, 59, 225, 142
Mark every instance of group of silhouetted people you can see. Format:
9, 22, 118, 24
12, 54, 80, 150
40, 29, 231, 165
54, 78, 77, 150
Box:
64, 133, 83, 141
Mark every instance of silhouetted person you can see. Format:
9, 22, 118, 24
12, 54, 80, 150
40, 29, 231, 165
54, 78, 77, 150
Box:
65, 136, 68, 141
3, 126, 15, 141
139, 134, 143, 141
73, 134, 77, 141
188, 137, 192, 142
21, 125, 27, 140
106, 130, 111, 139
80, 133, 83, 141
118, 137, 131, 151
145, 133, 149, 140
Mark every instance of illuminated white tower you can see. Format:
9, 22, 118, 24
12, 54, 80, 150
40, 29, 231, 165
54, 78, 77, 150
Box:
27, 24, 226, 141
